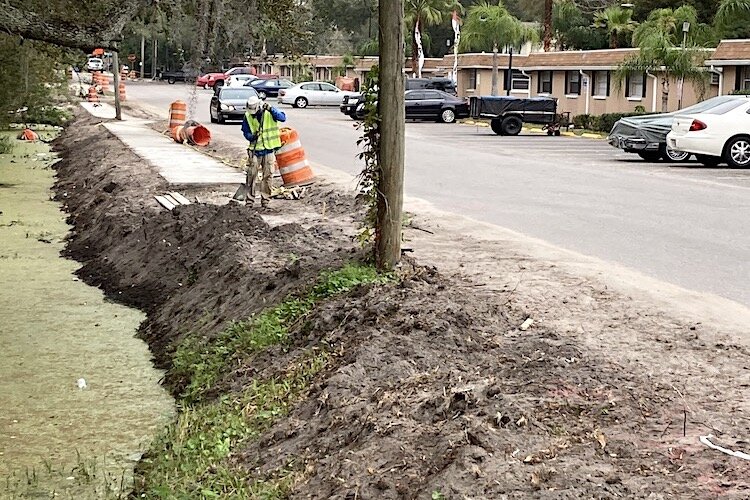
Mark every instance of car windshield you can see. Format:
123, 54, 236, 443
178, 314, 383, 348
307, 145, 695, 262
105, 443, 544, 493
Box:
678, 96, 743, 115
701, 99, 748, 114
89, 58, 102, 63
220, 88, 258, 100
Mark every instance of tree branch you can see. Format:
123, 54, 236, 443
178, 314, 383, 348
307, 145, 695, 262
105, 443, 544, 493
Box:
0, 1, 150, 51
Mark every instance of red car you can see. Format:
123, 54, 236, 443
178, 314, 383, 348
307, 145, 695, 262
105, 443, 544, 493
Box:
197, 67, 256, 89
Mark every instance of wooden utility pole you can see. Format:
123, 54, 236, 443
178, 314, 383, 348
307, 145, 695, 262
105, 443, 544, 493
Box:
153, 39, 158, 79
112, 49, 122, 120
376, 0, 405, 270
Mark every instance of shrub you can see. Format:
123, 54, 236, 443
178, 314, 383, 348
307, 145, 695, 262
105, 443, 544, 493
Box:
25, 106, 72, 127
0, 135, 13, 154
572, 114, 591, 129
730, 89, 750, 95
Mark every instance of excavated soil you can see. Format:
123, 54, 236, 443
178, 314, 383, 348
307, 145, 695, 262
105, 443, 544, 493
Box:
52, 112, 750, 499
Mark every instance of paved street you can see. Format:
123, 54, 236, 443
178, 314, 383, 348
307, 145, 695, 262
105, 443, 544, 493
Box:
127, 81, 750, 308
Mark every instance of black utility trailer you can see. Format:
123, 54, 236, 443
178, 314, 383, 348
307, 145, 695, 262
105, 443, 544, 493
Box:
470, 96, 569, 136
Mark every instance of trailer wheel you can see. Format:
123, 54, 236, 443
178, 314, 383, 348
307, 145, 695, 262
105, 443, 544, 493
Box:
501, 116, 523, 136
490, 119, 504, 136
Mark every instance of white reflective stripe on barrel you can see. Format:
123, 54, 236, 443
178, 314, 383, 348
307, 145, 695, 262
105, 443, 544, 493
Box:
277, 140, 302, 154
279, 158, 310, 175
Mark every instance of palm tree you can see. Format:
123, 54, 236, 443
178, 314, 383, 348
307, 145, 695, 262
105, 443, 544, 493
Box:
716, 0, 750, 25
405, 0, 446, 76
593, 5, 637, 49
460, 1, 536, 95
543, 0, 553, 51
617, 6, 708, 113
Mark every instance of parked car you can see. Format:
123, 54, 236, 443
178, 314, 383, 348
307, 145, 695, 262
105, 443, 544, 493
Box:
342, 90, 468, 123
278, 81, 360, 108
209, 86, 259, 124
667, 95, 750, 168
246, 78, 294, 99
226, 74, 257, 87
197, 66, 255, 89
87, 58, 103, 72
608, 95, 749, 162
405, 77, 457, 95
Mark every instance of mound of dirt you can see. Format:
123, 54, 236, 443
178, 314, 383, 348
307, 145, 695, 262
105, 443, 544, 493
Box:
53, 112, 750, 498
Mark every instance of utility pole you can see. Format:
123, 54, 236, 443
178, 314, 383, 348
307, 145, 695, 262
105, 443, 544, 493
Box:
140, 35, 145, 79
377, 0, 405, 270
152, 39, 158, 79
112, 49, 122, 120
678, 21, 690, 110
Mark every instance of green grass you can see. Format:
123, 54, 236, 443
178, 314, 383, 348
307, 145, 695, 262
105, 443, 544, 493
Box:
172, 263, 389, 405
137, 263, 391, 498
136, 351, 327, 499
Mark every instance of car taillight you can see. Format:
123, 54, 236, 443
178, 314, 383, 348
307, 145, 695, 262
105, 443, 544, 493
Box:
689, 119, 707, 132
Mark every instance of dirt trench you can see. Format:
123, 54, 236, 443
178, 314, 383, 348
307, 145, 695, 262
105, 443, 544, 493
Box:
52, 112, 750, 498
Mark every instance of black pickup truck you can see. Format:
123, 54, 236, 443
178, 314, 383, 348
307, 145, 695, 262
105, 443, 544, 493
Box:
158, 70, 197, 84
470, 96, 568, 136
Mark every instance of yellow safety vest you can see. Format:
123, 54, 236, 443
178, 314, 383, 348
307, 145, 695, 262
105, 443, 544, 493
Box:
245, 110, 281, 151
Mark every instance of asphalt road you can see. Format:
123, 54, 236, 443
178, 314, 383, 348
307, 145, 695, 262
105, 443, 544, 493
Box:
127, 81, 750, 308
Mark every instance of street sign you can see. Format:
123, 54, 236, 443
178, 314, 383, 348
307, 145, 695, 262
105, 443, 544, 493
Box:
128, 54, 136, 62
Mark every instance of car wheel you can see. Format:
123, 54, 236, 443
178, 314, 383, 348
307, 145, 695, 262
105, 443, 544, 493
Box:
490, 119, 504, 136
167, 77, 176, 84
215, 80, 224, 88
501, 116, 523, 136
203, 83, 210, 90
257, 91, 267, 100
440, 108, 456, 124
295, 97, 308, 109
724, 136, 750, 168
661, 145, 690, 162
695, 154, 721, 167
637, 151, 662, 162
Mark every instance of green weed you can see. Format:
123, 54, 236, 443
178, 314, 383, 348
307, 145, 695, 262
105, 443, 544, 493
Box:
137, 352, 327, 498
172, 263, 389, 404
0, 135, 13, 154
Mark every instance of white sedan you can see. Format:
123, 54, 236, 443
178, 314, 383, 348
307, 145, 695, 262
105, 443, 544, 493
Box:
667, 96, 750, 167
226, 74, 257, 87
278, 81, 359, 108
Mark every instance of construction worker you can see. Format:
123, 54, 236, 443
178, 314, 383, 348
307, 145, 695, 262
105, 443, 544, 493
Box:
240, 95, 286, 207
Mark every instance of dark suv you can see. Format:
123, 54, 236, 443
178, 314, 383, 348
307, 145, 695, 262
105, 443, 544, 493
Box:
340, 77, 458, 118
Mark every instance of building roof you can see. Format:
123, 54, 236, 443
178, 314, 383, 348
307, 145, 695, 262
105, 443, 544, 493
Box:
524, 48, 639, 69
706, 39, 750, 62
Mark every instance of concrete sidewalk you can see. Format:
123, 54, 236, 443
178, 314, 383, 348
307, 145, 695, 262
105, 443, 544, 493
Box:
79, 102, 244, 185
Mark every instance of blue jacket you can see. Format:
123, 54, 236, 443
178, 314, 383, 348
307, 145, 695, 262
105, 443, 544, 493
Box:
241, 107, 287, 156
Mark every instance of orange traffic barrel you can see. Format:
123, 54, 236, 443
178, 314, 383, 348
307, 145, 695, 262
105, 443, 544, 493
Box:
171, 125, 184, 143
183, 125, 211, 146
18, 128, 39, 142
101, 74, 110, 93
169, 100, 187, 129
118, 82, 126, 101
87, 86, 99, 102
276, 127, 315, 187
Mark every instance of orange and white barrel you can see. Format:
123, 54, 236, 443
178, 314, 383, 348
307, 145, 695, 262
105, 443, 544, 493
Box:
171, 125, 184, 144
276, 127, 315, 187
118, 81, 126, 101
87, 86, 99, 102
100, 74, 110, 93
168, 100, 187, 130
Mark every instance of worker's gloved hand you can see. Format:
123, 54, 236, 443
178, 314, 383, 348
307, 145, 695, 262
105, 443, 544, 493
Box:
262, 102, 270, 111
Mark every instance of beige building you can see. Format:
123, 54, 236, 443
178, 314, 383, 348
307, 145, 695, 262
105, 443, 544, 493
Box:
247, 39, 750, 117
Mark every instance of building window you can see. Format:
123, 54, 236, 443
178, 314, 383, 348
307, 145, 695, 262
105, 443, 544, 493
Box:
625, 72, 646, 98
593, 70, 609, 97
510, 69, 529, 91
740, 66, 750, 90
538, 70, 552, 94
565, 71, 580, 95
468, 69, 478, 89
